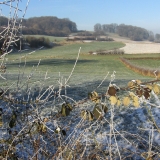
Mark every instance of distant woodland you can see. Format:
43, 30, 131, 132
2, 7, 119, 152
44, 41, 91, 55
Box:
1, 15, 160, 42
94, 23, 160, 42
0, 16, 77, 36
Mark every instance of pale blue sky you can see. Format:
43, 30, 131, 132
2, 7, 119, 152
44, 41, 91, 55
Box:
1, 0, 160, 33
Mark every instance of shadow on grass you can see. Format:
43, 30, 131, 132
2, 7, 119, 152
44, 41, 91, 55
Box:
7, 58, 98, 67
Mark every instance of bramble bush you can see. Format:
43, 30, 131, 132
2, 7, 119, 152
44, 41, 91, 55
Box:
0, 1, 160, 160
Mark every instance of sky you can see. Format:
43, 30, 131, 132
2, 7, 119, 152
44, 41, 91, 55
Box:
1, 0, 160, 34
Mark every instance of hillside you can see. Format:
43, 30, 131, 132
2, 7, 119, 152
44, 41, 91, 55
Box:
110, 34, 160, 54
0, 16, 77, 36
94, 23, 155, 41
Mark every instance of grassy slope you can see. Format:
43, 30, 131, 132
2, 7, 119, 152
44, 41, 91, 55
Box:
122, 54, 160, 69
1, 37, 159, 88
127, 59, 160, 69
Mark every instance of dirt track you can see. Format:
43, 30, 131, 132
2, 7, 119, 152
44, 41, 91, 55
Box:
113, 37, 160, 54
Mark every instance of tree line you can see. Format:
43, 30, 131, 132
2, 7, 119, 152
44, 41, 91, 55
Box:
94, 23, 160, 42
0, 16, 77, 36
0, 36, 52, 55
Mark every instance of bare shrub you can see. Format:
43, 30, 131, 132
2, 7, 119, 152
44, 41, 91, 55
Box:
0, 1, 160, 160
96, 49, 125, 55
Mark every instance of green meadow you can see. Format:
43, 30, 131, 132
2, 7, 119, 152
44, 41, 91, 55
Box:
1, 37, 159, 88
126, 58, 160, 69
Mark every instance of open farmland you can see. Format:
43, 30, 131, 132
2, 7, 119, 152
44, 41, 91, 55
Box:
113, 37, 160, 54
2, 39, 131, 87
1, 36, 160, 89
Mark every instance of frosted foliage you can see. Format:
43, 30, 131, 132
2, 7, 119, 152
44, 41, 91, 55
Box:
0, 1, 160, 160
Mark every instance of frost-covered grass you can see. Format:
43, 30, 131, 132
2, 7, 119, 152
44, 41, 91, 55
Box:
0, 76, 160, 159
1, 41, 153, 88
0, 41, 160, 159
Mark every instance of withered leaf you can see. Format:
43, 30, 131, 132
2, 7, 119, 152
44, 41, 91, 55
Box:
93, 105, 102, 120
153, 84, 159, 95
80, 110, 88, 120
143, 91, 150, 99
123, 97, 130, 107
128, 81, 135, 90
108, 86, 116, 96
109, 96, 117, 105
61, 103, 72, 116
135, 79, 142, 85
88, 111, 94, 121
146, 84, 152, 90
102, 104, 108, 113
88, 91, 100, 103
136, 89, 143, 97
133, 101, 139, 108
116, 99, 121, 106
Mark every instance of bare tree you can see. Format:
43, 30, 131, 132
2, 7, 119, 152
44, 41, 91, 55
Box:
94, 23, 101, 32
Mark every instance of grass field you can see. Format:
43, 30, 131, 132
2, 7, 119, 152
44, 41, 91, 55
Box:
1, 37, 159, 89
126, 59, 160, 69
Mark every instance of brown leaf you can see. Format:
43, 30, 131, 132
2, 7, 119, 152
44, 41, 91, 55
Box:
93, 105, 102, 120
136, 89, 143, 97
108, 86, 116, 96
143, 91, 150, 99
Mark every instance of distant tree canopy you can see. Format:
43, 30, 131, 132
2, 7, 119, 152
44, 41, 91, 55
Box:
0, 16, 77, 36
117, 24, 149, 41
94, 23, 155, 41
155, 34, 160, 42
